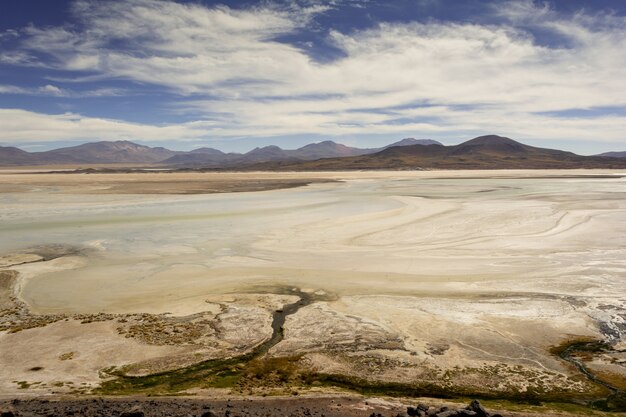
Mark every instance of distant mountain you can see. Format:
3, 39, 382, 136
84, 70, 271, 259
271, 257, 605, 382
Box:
4, 136, 619, 169
292, 140, 369, 159
0, 140, 181, 166
189, 147, 225, 156
450, 135, 530, 155
0, 138, 445, 167
242, 145, 292, 162
0, 146, 38, 165
40, 140, 180, 164
250, 135, 626, 170
597, 151, 626, 158
160, 138, 441, 167
163, 147, 234, 165
383, 138, 442, 149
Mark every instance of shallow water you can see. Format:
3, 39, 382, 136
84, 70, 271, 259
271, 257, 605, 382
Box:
1, 175, 625, 314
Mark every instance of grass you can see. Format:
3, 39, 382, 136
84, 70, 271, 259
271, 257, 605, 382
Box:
549, 337, 611, 357
94, 351, 625, 412
94, 314, 624, 412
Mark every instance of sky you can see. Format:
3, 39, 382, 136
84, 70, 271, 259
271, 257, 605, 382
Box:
0, 0, 625, 154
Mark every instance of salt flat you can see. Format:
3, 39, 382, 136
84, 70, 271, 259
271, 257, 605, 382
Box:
0, 170, 625, 403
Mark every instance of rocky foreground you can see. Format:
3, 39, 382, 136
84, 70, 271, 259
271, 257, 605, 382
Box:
0, 397, 571, 417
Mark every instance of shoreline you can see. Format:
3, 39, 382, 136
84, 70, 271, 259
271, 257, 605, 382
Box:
1, 171, 625, 414
2, 256, 623, 412
0, 168, 623, 197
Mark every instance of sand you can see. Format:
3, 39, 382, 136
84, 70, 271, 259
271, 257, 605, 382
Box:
0, 169, 625, 402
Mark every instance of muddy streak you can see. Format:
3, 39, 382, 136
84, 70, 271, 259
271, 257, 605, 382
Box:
0, 245, 83, 267
553, 339, 626, 410
97, 287, 333, 394
259, 289, 316, 356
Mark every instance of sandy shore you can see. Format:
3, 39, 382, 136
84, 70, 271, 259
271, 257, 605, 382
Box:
0, 170, 625, 411
0, 168, 622, 194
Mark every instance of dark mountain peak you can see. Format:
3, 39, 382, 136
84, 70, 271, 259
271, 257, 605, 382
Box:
376, 138, 446, 157
453, 135, 528, 155
294, 140, 365, 159
110, 140, 136, 144
246, 145, 284, 154
316, 140, 338, 146
190, 147, 225, 156
66, 140, 149, 151
461, 135, 520, 146
245, 145, 288, 160
249, 145, 283, 152
298, 140, 340, 149
297, 141, 354, 152
387, 138, 442, 147
95, 140, 138, 146
37, 140, 179, 164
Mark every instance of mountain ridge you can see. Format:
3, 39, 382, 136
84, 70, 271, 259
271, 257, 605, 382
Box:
250, 135, 626, 170
1, 136, 625, 169
160, 138, 442, 166
0, 138, 442, 166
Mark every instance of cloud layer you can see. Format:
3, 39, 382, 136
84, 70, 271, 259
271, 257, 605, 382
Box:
0, 109, 214, 142
1, 0, 625, 147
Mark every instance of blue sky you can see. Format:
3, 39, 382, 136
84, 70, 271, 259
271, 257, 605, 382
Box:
0, 0, 625, 153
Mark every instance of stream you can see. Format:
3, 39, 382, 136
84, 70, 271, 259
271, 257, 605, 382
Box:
97, 287, 331, 394
556, 340, 626, 410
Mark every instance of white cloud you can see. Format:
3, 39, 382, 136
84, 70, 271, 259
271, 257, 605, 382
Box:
39, 85, 64, 96
0, 109, 214, 142
2, 0, 626, 144
3, 104, 623, 146
0, 85, 26, 94
0, 84, 125, 97
0, 84, 67, 96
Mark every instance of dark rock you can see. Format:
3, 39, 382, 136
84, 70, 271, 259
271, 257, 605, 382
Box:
457, 411, 477, 417
407, 407, 419, 416
201, 412, 218, 417
1, 412, 15, 417
417, 403, 429, 411
467, 400, 488, 417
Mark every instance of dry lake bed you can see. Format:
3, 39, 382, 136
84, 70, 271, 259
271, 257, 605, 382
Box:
1, 170, 625, 412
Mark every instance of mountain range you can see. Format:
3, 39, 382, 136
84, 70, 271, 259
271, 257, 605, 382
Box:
0, 138, 440, 167
251, 135, 626, 170
0, 141, 180, 166
0, 135, 624, 169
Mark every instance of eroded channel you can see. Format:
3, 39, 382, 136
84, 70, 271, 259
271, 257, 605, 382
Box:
97, 287, 336, 394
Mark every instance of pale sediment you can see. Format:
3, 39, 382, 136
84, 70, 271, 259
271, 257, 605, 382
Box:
0, 170, 625, 411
